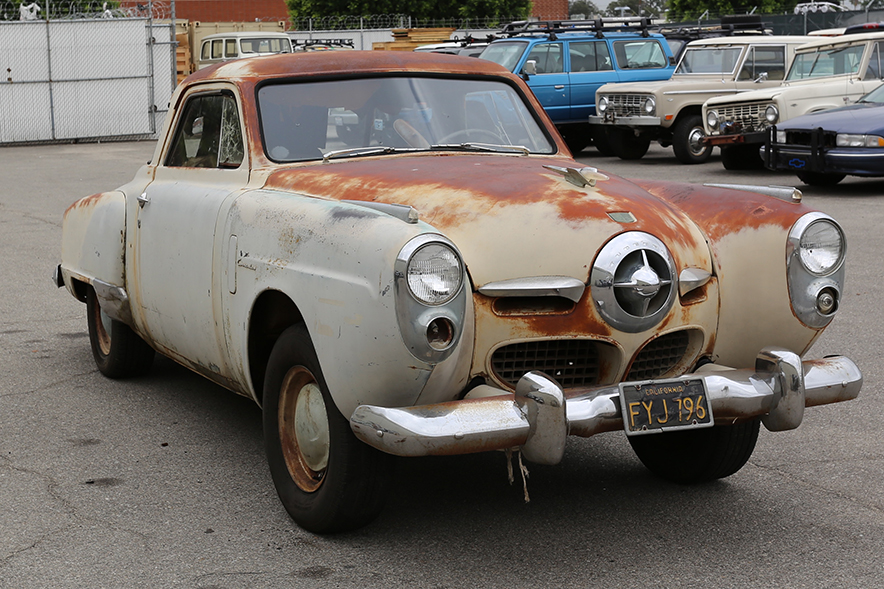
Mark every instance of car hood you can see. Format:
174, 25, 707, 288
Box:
781, 101, 884, 132
600, 75, 731, 94
262, 153, 712, 288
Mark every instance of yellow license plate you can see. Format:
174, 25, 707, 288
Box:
619, 378, 714, 436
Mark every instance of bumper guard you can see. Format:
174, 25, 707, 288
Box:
350, 348, 861, 465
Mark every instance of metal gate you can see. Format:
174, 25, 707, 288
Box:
0, 17, 174, 144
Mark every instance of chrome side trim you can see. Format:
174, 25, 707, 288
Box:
478, 276, 586, 303
704, 183, 802, 203
678, 267, 712, 297
92, 279, 132, 325
343, 200, 419, 224
350, 349, 862, 462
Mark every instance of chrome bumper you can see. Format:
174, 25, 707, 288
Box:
350, 348, 861, 465
588, 115, 661, 126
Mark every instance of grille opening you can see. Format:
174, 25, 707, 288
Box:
626, 330, 691, 381
491, 339, 615, 389
492, 296, 576, 316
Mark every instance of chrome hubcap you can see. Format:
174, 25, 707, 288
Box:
278, 366, 330, 493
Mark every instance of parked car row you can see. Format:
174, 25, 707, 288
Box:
442, 18, 883, 185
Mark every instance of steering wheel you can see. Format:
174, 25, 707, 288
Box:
393, 119, 430, 148
437, 129, 504, 144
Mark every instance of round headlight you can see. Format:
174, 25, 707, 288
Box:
597, 96, 609, 113
643, 96, 656, 115
407, 243, 463, 305
706, 110, 719, 130
764, 104, 779, 124
798, 219, 844, 275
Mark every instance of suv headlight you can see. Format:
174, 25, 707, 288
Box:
642, 96, 656, 116
706, 110, 719, 131
597, 96, 609, 113
787, 213, 846, 328
764, 104, 779, 124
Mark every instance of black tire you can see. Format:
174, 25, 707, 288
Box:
720, 144, 765, 170
628, 419, 760, 484
592, 126, 615, 156
672, 114, 712, 164
609, 128, 651, 160
796, 171, 846, 186
263, 324, 393, 533
86, 287, 154, 379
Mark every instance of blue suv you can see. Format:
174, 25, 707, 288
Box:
480, 18, 676, 152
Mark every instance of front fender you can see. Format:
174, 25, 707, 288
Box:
60, 191, 126, 300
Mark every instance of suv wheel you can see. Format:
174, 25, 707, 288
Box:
672, 115, 712, 164
720, 145, 764, 170
609, 128, 650, 160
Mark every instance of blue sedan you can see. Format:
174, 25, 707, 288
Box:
763, 83, 884, 186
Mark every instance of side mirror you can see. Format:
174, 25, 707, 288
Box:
522, 60, 537, 78
755, 71, 769, 83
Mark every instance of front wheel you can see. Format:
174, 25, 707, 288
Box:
797, 171, 846, 186
720, 144, 765, 170
608, 128, 651, 160
86, 287, 154, 378
672, 114, 712, 164
263, 324, 393, 533
628, 419, 760, 484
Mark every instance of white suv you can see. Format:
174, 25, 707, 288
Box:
703, 24, 884, 169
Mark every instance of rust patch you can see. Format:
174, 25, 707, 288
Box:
64, 192, 106, 217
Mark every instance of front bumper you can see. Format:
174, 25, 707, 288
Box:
763, 144, 884, 176
589, 115, 662, 126
350, 348, 861, 465
704, 130, 767, 146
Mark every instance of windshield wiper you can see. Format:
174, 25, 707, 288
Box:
430, 142, 530, 155
322, 146, 420, 162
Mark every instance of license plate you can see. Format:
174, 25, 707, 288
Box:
619, 378, 713, 436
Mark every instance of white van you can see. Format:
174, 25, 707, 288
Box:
198, 32, 293, 69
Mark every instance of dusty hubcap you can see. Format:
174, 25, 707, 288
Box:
278, 366, 330, 493
91, 296, 112, 356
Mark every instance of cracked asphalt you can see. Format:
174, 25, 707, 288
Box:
1, 141, 881, 588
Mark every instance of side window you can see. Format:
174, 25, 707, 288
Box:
165, 92, 244, 169
526, 43, 564, 74
569, 41, 612, 72
225, 39, 237, 58
200, 41, 210, 61
738, 46, 786, 81
211, 39, 223, 60
865, 41, 883, 80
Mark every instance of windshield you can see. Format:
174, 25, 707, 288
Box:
858, 83, 884, 103
675, 46, 743, 74
257, 76, 555, 162
480, 41, 530, 72
787, 44, 865, 80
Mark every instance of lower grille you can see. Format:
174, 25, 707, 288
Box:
606, 94, 650, 118
785, 129, 836, 148
626, 330, 691, 381
491, 339, 608, 389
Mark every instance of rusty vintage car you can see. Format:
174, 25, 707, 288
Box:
56, 51, 862, 533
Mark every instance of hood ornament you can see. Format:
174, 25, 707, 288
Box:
544, 165, 609, 188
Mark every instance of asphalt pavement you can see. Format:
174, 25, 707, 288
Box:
1, 140, 882, 588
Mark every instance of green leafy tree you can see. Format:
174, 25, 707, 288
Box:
605, 0, 668, 18
286, 0, 530, 20
569, 0, 603, 17
667, 0, 798, 20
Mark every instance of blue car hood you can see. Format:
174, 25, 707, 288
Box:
783, 102, 884, 134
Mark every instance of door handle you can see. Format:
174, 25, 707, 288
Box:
137, 192, 150, 208
555, 85, 565, 90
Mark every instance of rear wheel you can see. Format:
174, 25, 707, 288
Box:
86, 287, 154, 378
591, 126, 615, 156
263, 324, 393, 533
609, 128, 651, 160
672, 114, 712, 164
559, 124, 590, 154
628, 419, 760, 484
797, 171, 846, 186
720, 144, 764, 170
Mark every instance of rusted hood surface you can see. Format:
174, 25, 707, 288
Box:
263, 154, 712, 287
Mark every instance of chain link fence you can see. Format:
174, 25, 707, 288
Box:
1, 1, 173, 20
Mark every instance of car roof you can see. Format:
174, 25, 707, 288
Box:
796, 29, 884, 51
684, 34, 816, 47
201, 32, 292, 41
189, 50, 515, 84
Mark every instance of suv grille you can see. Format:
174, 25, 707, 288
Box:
626, 330, 691, 381
716, 102, 767, 133
491, 339, 609, 389
784, 129, 837, 148
606, 94, 650, 117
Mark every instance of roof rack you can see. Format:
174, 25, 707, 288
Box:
501, 17, 654, 39
292, 38, 355, 49
655, 15, 768, 39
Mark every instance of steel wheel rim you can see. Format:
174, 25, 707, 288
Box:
278, 366, 330, 493
91, 296, 112, 356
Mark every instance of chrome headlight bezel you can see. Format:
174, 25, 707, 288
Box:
787, 213, 846, 329
764, 104, 779, 124
394, 234, 467, 363
597, 95, 609, 113
706, 110, 719, 132
642, 96, 656, 116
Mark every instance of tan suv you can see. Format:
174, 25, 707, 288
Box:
589, 35, 814, 163
703, 25, 884, 169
